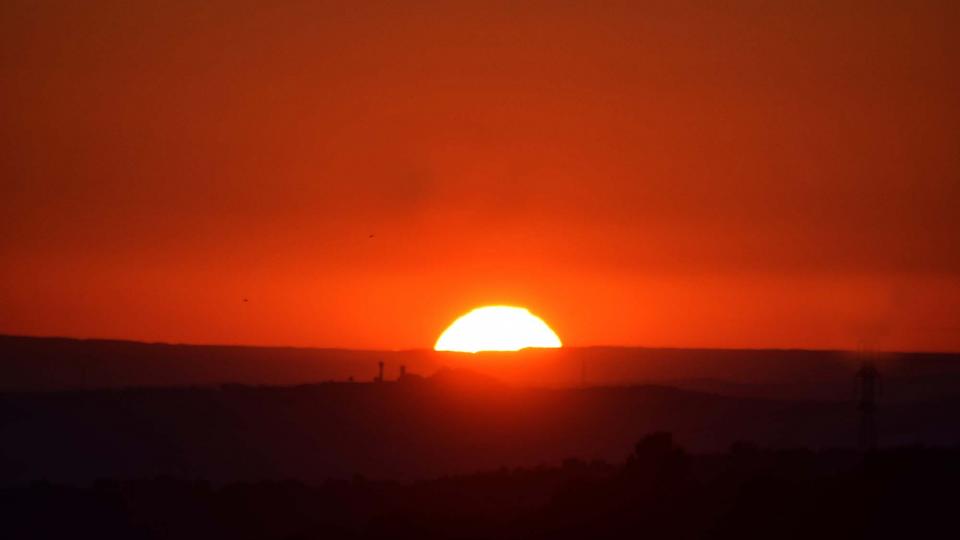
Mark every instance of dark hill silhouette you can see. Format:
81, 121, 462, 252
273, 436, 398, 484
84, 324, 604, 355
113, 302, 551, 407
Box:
3, 335, 960, 486
2, 436, 956, 539
3, 336, 959, 538
425, 366, 506, 391
3, 375, 960, 485
3, 334, 960, 400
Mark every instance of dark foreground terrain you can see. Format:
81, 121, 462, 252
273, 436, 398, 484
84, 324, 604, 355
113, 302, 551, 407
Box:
3, 370, 960, 483
3, 434, 957, 539
2, 336, 959, 538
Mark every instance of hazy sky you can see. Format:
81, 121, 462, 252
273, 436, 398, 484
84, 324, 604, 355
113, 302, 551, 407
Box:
2, 1, 959, 351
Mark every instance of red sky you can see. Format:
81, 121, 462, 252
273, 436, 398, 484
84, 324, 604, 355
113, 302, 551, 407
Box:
2, 1, 959, 351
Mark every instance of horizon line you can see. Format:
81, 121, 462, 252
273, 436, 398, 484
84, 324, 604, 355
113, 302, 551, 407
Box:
2, 332, 958, 356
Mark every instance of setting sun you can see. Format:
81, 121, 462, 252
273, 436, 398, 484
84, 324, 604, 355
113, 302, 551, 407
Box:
434, 306, 562, 353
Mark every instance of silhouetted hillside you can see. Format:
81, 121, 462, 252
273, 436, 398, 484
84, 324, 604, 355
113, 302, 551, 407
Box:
3, 372, 959, 485
3, 435, 956, 539
3, 335, 960, 399
3, 337, 959, 538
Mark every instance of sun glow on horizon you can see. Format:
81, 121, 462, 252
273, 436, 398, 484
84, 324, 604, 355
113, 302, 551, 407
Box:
434, 306, 562, 353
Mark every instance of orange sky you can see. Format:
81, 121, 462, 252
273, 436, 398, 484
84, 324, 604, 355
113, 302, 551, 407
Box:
2, 1, 959, 352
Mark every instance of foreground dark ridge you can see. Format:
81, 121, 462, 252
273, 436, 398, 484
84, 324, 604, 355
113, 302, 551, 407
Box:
4, 433, 956, 540
3, 373, 959, 484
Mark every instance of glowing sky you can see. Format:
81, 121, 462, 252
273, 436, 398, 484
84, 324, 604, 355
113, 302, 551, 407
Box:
1, 1, 958, 351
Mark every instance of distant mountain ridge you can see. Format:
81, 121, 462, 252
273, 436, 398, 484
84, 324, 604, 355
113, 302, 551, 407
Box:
2, 334, 959, 400
3, 335, 960, 484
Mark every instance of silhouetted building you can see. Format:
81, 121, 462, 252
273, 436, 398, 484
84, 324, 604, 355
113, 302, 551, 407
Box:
376, 361, 384, 383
